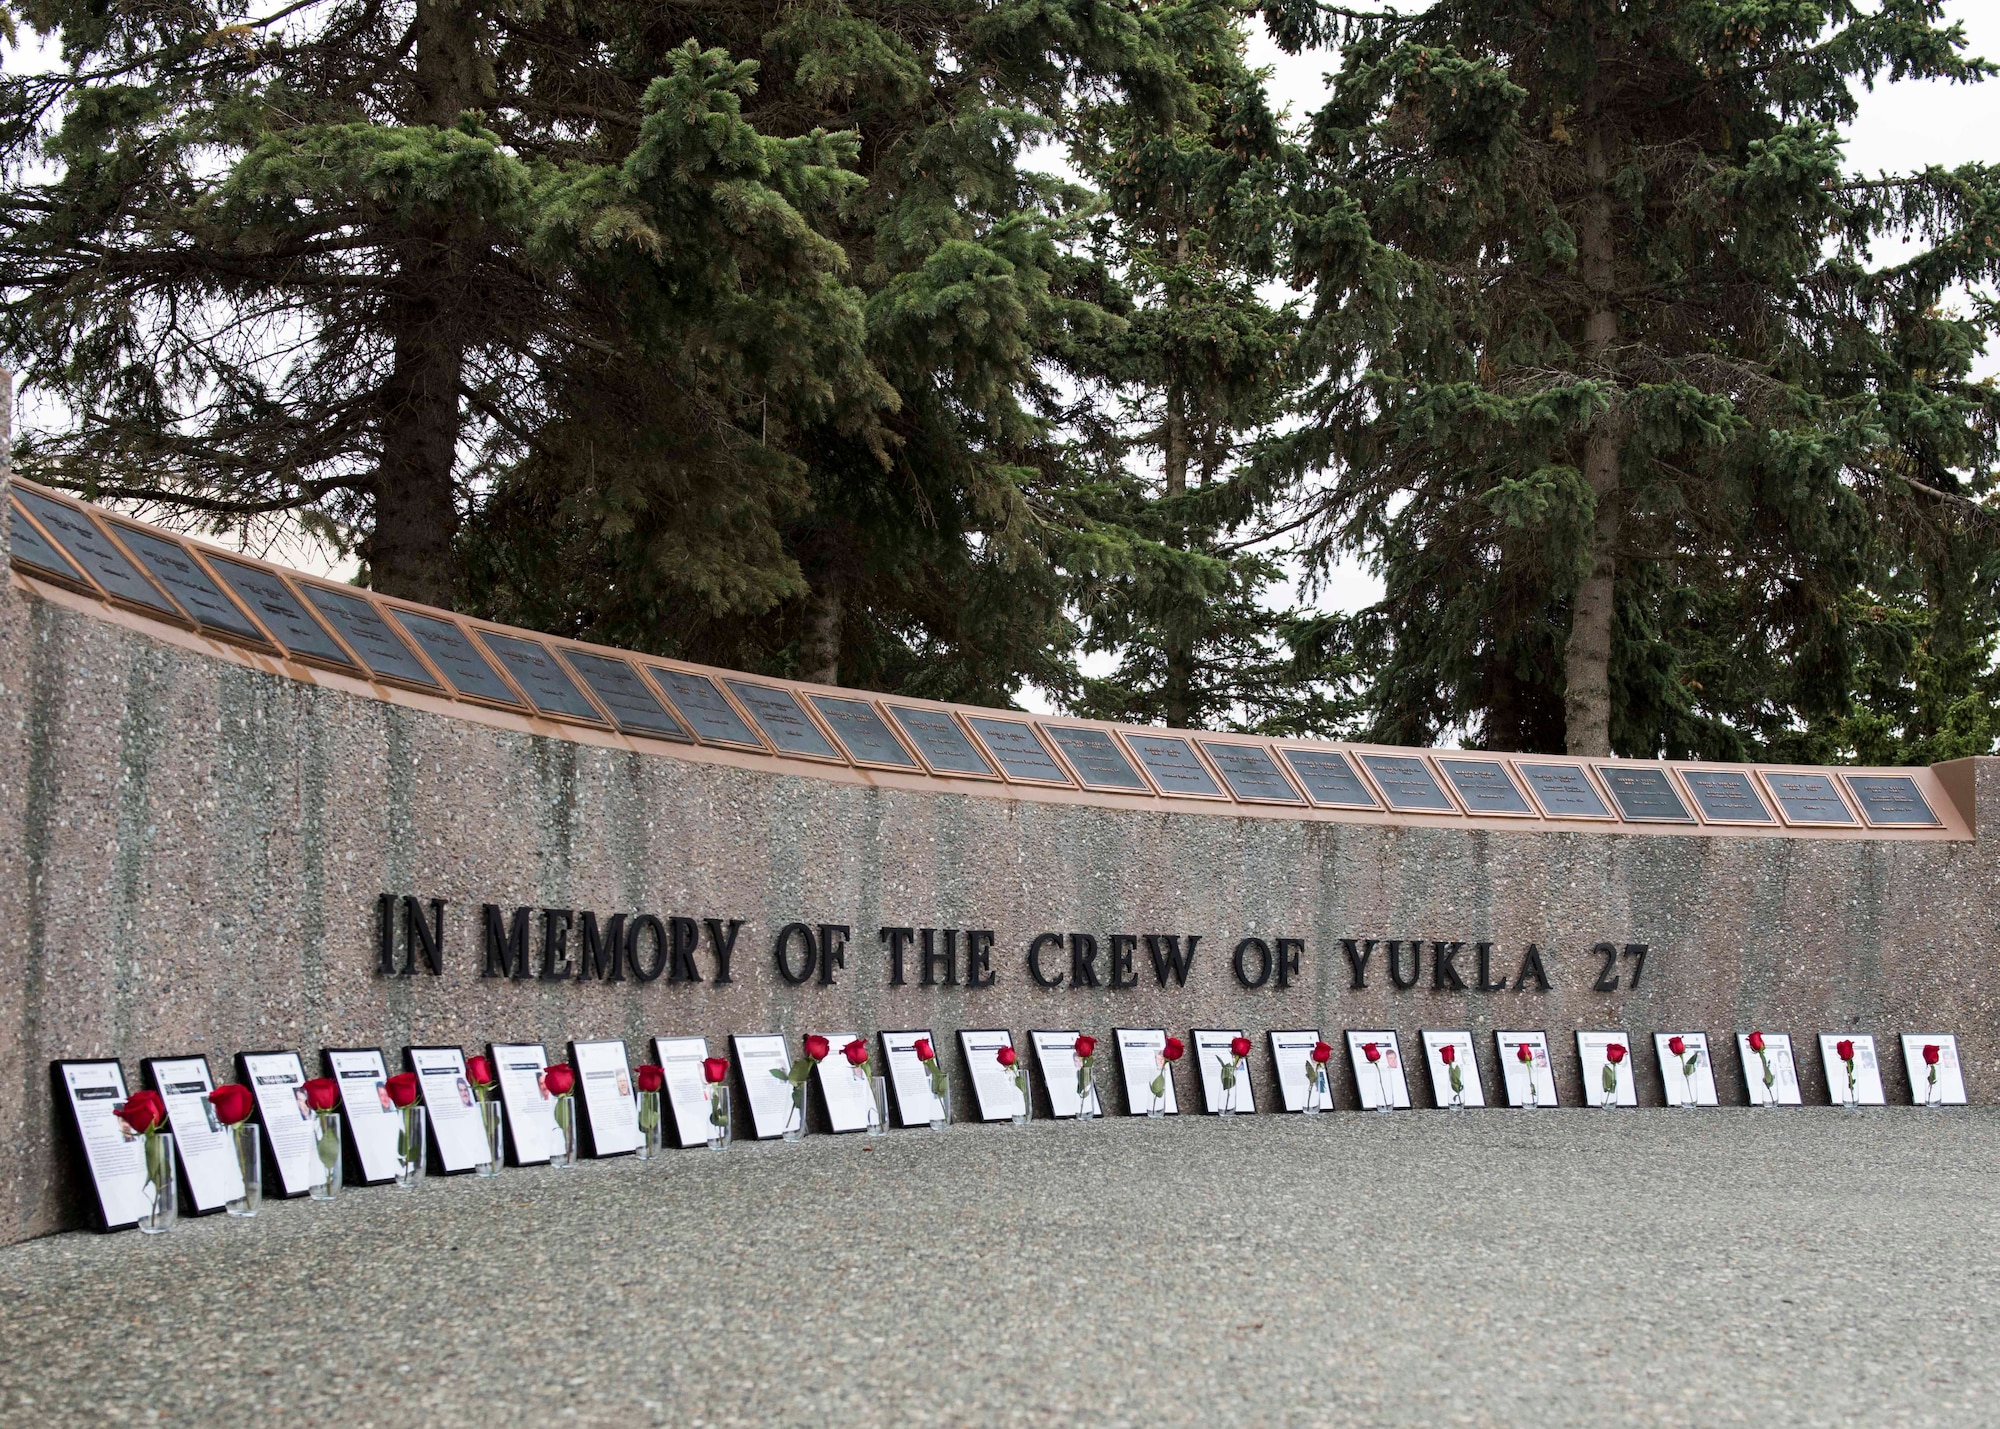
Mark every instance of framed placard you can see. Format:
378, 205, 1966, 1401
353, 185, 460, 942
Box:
1279, 748, 1380, 808
481, 631, 608, 724
391, 609, 527, 708
237, 1050, 318, 1196
1042, 726, 1149, 792
730, 1033, 797, 1139
17, 489, 182, 618
1758, 770, 1856, 827
1842, 774, 1941, 828
808, 1031, 876, 1132
811, 696, 921, 769
1577, 1031, 1637, 1107
324, 1047, 402, 1184
1199, 742, 1304, 804
1122, 733, 1225, 799
1818, 1034, 1886, 1105
652, 1036, 716, 1147
1434, 758, 1536, 817
1676, 768, 1774, 825
1596, 765, 1695, 822
1735, 1033, 1802, 1106
959, 1030, 1028, 1121
1344, 1030, 1411, 1109
11, 497, 97, 592
1495, 1031, 1558, 1108
880, 1030, 946, 1126
203, 555, 358, 670
965, 717, 1072, 785
1419, 1030, 1484, 1108
1028, 1030, 1104, 1118
569, 1038, 642, 1156
1357, 753, 1456, 813
1900, 1034, 1967, 1105
106, 521, 268, 644
52, 1059, 150, 1231
647, 666, 765, 749
140, 1055, 245, 1214
1652, 1033, 1719, 1107
725, 680, 844, 761
404, 1046, 488, 1174
1113, 1028, 1178, 1115
1515, 762, 1615, 820
489, 1042, 560, 1165
886, 705, 999, 778
301, 585, 445, 691
562, 650, 691, 741
1268, 1029, 1329, 1113
1191, 1029, 1257, 1115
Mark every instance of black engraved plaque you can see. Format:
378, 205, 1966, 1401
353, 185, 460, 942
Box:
650, 667, 762, 747
1198, 741, 1302, 802
888, 705, 996, 776
479, 632, 605, 722
1518, 762, 1612, 819
303, 587, 443, 690
204, 555, 355, 667
392, 610, 525, 706
1437, 758, 1534, 815
965, 716, 1071, 783
564, 651, 689, 740
1045, 726, 1149, 790
9, 500, 90, 588
1124, 734, 1222, 796
1760, 770, 1855, 825
725, 680, 842, 759
1843, 774, 1941, 827
810, 696, 918, 767
1679, 768, 1773, 823
1279, 749, 1379, 807
1358, 754, 1456, 812
15, 489, 179, 616
1598, 765, 1694, 822
109, 524, 267, 641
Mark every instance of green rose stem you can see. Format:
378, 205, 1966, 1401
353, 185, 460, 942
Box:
553, 1094, 573, 1155
142, 1127, 168, 1209
316, 1113, 340, 1170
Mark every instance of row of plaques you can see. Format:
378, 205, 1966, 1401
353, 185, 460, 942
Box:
53, 1028, 1964, 1230
8, 479, 1946, 831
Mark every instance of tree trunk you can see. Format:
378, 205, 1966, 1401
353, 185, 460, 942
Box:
1161, 229, 1193, 729
1562, 81, 1622, 758
800, 578, 844, 687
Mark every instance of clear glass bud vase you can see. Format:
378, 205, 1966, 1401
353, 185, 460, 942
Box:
550, 1096, 577, 1167
705, 1085, 731, 1151
637, 1091, 662, 1161
1011, 1067, 1031, 1126
477, 1099, 503, 1177
929, 1078, 950, 1131
782, 1087, 807, 1143
395, 1106, 426, 1188
310, 1113, 341, 1199
227, 1123, 261, 1217
137, 1132, 176, 1235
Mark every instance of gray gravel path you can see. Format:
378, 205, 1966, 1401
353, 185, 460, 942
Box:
3, 1109, 1995, 1427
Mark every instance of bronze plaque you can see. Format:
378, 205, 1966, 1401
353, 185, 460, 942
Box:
965, 716, 1072, 784
1678, 768, 1773, 824
204, 556, 356, 668
479, 632, 605, 722
1517, 762, 1613, 819
1198, 741, 1303, 803
1598, 766, 1694, 822
887, 705, 996, 776
1759, 770, 1855, 826
15, 489, 179, 617
108, 523, 268, 643
1279, 749, 1379, 808
392, 610, 526, 707
1435, 758, 1534, 816
1357, 754, 1455, 812
9, 499, 91, 590
1045, 726, 1149, 790
302, 586, 443, 690
564, 651, 691, 741
1124, 734, 1223, 797
1843, 774, 1941, 827
649, 668, 763, 748
810, 696, 919, 768
725, 680, 842, 759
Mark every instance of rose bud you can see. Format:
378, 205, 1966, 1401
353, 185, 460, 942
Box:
842, 1038, 869, 1067
1516, 1043, 1533, 1063
1667, 1036, 1686, 1057
914, 1039, 935, 1063
996, 1045, 1017, 1068
1747, 1030, 1766, 1053
636, 1064, 666, 1093
1439, 1044, 1456, 1066
115, 1090, 167, 1136
207, 1083, 254, 1126
1164, 1037, 1185, 1061
1362, 1042, 1381, 1063
1606, 1043, 1626, 1065
1836, 1039, 1854, 1062
1924, 1044, 1941, 1066
804, 1034, 831, 1062
1074, 1035, 1096, 1060
466, 1055, 494, 1087
303, 1077, 340, 1112
701, 1057, 729, 1084
543, 1063, 576, 1096
384, 1071, 420, 1108
1311, 1041, 1333, 1064
1230, 1036, 1251, 1059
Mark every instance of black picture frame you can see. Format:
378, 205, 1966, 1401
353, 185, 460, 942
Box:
566, 1038, 640, 1158
1027, 1030, 1103, 1118
401, 1045, 483, 1175
1417, 1030, 1484, 1109
1266, 1030, 1330, 1113
652, 1036, 716, 1148
235, 1048, 315, 1197
956, 1030, 1028, 1122
50, 1058, 141, 1232
320, 1046, 399, 1185
1494, 1030, 1558, 1108
139, 1053, 234, 1216
730, 1033, 796, 1140
1189, 1029, 1257, 1115
1342, 1030, 1411, 1110
487, 1041, 555, 1166
1112, 1028, 1177, 1115
877, 1029, 943, 1128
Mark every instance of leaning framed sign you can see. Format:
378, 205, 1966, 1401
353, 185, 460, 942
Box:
1345, 1031, 1410, 1110
1899, 1034, 1966, 1107
1496, 1031, 1558, 1108
1268, 1030, 1331, 1114
52, 1059, 150, 1231
1113, 1029, 1178, 1116
1735, 1032, 1801, 1106
403, 1046, 488, 1174
959, 1030, 1029, 1122
1653, 1033, 1718, 1108
488, 1042, 559, 1164
1419, 1030, 1483, 1109
237, 1049, 319, 1197
322, 1047, 402, 1184
568, 1038, 643, 1156
1029, 1031, 1103, 1118
139, 1054, 245, 1214
1817, 1033, 1886, 1107
731, 1034, 798, 1139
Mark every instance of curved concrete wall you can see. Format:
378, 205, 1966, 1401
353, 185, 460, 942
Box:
4, 485, 1999, 1245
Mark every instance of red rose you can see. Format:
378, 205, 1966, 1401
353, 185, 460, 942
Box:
466, 1055, 494, 1087
701, 1056, 729, 1084
1362, 1042, 1381, 1063
914, 1039, 935, 1064
996, 1045, 1017, 1068
1605, 1042, 1626, 1065
1516, 1042, 1533, 1063
303, 1077, 340, 1112
1836, 1039, 1854, 1062
843, 1038, 870, 1067
385, 1071, 420, 1108
543, 1063, 576, 1096
1230, 1036, 1251, 1059
1439, 1044, 1456, 1066
1924, 1044, 1941, 1066
1747, 1030, 1766, 1053
1164, 1037, 1186, 1061
1667, 1036, 1685, 1057
803, 1034, 830, 1062
115, 1089, 166, 1136
636, 1064, 665, 1093
1074, 1035, 1096, 1059
208, 1083, 254, 1126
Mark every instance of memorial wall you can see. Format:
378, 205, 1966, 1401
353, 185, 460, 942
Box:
3, 473, 1997, 1243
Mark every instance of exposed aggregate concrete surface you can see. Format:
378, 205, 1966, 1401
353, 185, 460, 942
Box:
2, 1110, 1995, 1428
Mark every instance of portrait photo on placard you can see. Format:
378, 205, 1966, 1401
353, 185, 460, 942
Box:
1344, 1031, 1410, 1109
1419, 1030, 1483, 1108
1900, 1034, 1967, 1106
1496, 1031, 1559, 1108
1114, 1029, 1178, 1116
1653, 1033, 1718, 1107
1267, 1030, 1331, 1113
1817, 1033, 1886, 1106
1577, 1031, 1638, 1107
1735, 1032, 1801, 1106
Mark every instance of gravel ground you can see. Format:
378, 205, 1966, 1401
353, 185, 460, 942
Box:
2, 1108, 1994, 1428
